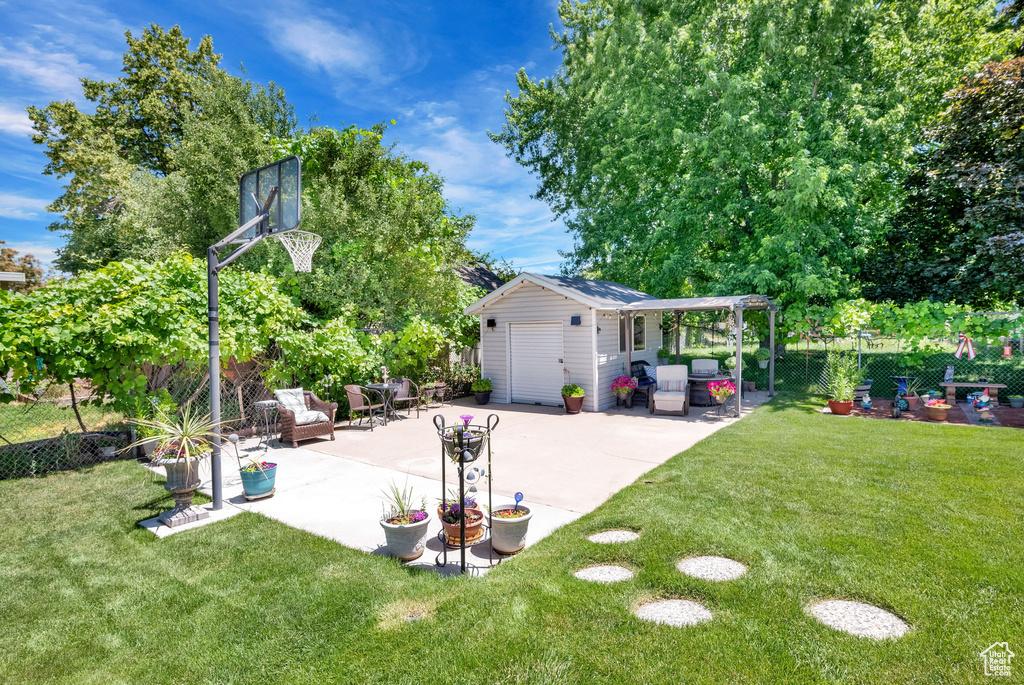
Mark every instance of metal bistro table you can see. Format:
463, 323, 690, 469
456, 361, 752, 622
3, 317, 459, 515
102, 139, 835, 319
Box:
688, 373, 733, 407
366, 382, 402, 424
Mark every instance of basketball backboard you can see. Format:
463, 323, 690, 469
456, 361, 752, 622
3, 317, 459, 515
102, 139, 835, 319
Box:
236, 155, 301, 242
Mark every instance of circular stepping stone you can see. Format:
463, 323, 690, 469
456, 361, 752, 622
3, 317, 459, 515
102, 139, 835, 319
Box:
634, 599, 712, 627
810, 600, 909, 640
588, 530, 639, 544
574, 565, 634, 583
677, 556, 747, 581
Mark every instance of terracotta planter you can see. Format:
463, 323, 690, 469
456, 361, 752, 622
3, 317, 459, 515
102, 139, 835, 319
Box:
827, 399, 854, 415
490, 506, 532, 554
563, 395, 585, 414
380, 513, 431, 561
905, 393, 919, 410
438, 506, 485, 545
925, 404, 952, 422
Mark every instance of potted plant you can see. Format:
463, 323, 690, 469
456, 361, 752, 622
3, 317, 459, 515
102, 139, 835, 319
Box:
379, 480, 431, 561
227, 434, 276, 500
436, 414, 490, 463
755, 347, 771, 369
471, 378, 492, 405
723, 356, 736, 375
611, 375, 637, 406
824, 350, 859, 416
1009, 395, 1024, 409
896, 376, 925, 411
126, 405, 221, 527
561, 384, 586, 414
438, 492, 485, 545
924, 397, 953, 422
656, 348, 672, 365
490, 498, 532, 554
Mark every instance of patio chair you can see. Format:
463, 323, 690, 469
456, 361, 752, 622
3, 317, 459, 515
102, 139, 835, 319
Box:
689, 359, 719, 406
345, 385, 385, 430
274, 388, 338, 448
650, 364, 690, 416
391, 378, 422, 417
629, 360, 655, 408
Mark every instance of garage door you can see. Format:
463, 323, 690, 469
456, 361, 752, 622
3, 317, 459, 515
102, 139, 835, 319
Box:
509, 322, 564, 405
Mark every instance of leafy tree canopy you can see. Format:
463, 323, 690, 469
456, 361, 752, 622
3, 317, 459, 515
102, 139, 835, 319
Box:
493, 0, 1016, 307
863, 57, 1024, 307
0, 242, 44, 292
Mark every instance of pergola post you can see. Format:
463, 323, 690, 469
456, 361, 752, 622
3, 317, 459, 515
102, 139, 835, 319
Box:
674, 311, 681, 365
624, 312, 632, 372
768, 307, 776, 397
734, 307, 743, 417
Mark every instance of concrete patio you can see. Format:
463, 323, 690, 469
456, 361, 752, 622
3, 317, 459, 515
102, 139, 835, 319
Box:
142, 392, 770, 575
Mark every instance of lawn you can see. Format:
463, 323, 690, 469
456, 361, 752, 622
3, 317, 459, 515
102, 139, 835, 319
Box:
0, 396, 1021, 683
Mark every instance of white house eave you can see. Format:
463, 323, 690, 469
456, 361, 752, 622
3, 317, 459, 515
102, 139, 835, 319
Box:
463, 272, 613, 315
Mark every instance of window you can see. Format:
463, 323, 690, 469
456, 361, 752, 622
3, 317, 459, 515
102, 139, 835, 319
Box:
633, 315, 646, 351
619, 315, 627, 353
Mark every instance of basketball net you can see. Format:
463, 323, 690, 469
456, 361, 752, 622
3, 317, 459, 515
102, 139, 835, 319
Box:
276, 230, 321, 272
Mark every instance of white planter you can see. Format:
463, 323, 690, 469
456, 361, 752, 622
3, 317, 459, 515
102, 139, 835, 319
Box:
490, 506, 533, 554
380, 513, 431, 561
758, 360, 769, 369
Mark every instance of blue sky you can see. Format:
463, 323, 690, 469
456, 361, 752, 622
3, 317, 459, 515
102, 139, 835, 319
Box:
0, 0, 570, 272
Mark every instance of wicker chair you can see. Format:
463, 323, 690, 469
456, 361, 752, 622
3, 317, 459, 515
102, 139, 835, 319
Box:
650, 364, 690, 416
391, 378, 422, 417
345, 385, 385, 430
275, 390, 338, 448
629, 360, 655, 408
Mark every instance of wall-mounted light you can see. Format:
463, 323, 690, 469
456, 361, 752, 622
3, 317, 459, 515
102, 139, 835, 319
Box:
570, 315, 581, 326
486, 318, 496, 328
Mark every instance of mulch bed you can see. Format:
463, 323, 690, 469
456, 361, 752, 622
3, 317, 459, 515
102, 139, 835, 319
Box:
840, 399, 1024, 428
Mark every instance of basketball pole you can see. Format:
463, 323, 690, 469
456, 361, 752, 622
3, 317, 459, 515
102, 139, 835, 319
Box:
207, 187, 278, 510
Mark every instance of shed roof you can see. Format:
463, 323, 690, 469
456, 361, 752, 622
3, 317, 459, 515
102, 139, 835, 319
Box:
464, 272, 655, 314
619, 295, 778, 312
455, 263, 504, 293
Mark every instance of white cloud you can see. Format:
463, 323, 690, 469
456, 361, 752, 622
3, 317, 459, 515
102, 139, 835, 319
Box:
0, 42, 91, 98
277, 18, 375, 73
0, 193, 49, 219
0, 104, 34, 137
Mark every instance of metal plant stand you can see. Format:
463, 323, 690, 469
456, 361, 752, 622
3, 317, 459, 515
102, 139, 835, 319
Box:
254, 399, 278, 449
434, 414, 500, 574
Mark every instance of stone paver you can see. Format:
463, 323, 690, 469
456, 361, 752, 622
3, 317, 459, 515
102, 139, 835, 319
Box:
634, 599, 713, 627
810, 600, 910, 640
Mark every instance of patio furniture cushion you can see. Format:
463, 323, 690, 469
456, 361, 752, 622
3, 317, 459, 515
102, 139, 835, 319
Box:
274, 388, 328, 426
652, 365, 689, 412
691, 359, 719, 376
644, 365, 658, 381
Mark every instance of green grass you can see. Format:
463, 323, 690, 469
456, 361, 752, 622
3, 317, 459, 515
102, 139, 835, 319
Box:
0, 402, 124, 443
1, 396, 1021, 683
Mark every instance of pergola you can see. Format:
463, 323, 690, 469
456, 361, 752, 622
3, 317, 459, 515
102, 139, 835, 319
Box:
619, 295, 779, 416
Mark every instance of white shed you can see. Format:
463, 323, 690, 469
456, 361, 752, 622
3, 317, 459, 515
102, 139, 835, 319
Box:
464, 273, 661, 411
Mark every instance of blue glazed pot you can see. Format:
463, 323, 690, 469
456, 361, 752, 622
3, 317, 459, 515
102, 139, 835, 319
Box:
239, 464, 276, 497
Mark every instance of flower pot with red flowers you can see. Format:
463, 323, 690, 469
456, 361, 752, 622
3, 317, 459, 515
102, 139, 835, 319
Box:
561, 384, 585, 414
611, 375, 637, 407
924, 398, 953, 422
379, 480, 431, 561
491, 504, 532, 554
438, 493, 485, 545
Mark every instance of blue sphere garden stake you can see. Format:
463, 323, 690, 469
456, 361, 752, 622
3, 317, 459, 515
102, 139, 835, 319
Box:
514, 492, 524, 511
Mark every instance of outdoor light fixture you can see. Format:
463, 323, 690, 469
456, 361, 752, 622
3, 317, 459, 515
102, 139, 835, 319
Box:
571, 315, 581, 326
486, 318, 496, 328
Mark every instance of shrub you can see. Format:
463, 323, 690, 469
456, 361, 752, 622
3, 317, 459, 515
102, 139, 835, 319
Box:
754, 348, 771, 361
471, 378, 492, 392
561, 384, 585, 397
823, 350, 860, 402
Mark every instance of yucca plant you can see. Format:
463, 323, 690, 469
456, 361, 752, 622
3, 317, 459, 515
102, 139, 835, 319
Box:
126, 404, 225, 460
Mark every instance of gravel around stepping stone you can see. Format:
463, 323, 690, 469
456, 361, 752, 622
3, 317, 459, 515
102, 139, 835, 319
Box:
574, 565, 634, 583
677, 556, 747, 581
587, 530, 640, 544
634, 599, 712, 627
810, 600, 909, 640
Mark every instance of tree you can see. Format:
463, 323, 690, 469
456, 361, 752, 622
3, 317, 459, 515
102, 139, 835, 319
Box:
863, 58, 1024, 307
0, 242, 44, 292
493, 0, 1016, 307
28, 24, 295, 274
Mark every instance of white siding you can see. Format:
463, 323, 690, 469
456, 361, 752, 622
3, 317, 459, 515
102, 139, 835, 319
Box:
477, 282, 597, 408
594, 310, 662, 410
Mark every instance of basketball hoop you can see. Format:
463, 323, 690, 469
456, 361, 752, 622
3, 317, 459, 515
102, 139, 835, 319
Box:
276, 230, 321, 272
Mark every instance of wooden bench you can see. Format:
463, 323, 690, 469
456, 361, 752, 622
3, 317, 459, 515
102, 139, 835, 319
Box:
939, 382, 1008, 404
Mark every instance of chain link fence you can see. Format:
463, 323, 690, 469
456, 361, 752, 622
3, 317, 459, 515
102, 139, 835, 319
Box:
663, 325, 1024, 401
